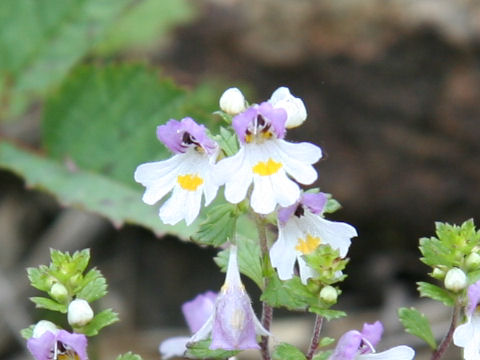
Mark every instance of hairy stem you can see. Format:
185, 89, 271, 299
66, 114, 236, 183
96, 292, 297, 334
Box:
306, 315, 324, 360
431, 303, 460, 360
255, 214, 272, 360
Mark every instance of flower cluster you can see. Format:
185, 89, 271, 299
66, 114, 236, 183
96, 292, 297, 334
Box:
134, 86, 415, 358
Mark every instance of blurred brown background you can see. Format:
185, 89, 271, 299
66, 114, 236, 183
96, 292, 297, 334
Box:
2, 0, 480, 359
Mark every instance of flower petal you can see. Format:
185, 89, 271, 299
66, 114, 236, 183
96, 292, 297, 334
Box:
27, 331, 56, 360
159, 336, 190, 359
329, 330, 363, 360
357, 345, 415, 359
182, 291, 217, 333
56, 330, 88, 360
361, 321, 383, 350
270, 225, 299, 281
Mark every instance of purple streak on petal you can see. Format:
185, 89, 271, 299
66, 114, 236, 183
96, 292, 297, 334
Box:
467, 280, 480, 316
157, 117, 217, 154
301, 193, 327, 215
329, 330, 362, 360
182, 291, 218, 333
277, 203, 298, 225
27, 331, 56, 360
360, 321, 383, 353
56, 330, 88, 360
256, 102, 287, 139
232, 107, 258, 143
232, 102, 287, 143
210, 288, 260, 350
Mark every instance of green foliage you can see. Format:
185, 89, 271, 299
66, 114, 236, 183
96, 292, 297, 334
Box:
214, 234, 263, 288
417, 282, 455, 307
398, 307, 437, 349
419, 219, 480, 269
0, 141, 194, 238
261, 274, 318, 310
116, 352, 143, 360
0, 0, 132, 118
308, 308, 346, 321
214, 126, 239, 157
306, 246, 349, 285
272, 343, 306, 360
81, 308, 119, 336
185, 339, 239, 359
194, 201, 239, 247
94, 0, 194, 55
24, 248, 118, 336
20, 325, 35, 340
312, 351, 333, 360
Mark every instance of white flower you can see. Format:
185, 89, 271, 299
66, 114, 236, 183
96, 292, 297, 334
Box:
134, 117, 220, 225
444, 267, 467, 292
270, 193, 357, 284
269, 87, 307, 128
454, 280, 480, 359
67, 299, 94, 327
216, 102, 321, 215
219, 87, 247, 115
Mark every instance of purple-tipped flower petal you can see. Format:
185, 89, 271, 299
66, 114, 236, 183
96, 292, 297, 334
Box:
232, 102, 287, 143
27, 328, 88, 360
157, 117, 217, 155
182, 291, 217, 333
329, 322, 414, 360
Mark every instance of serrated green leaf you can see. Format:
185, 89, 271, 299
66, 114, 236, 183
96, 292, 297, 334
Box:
76, 275, 107, 303
272, 343, 306, 360
71, 249, 91, 274
417, 282, 455, 307
0, 141, 194, 238
116, 352, 143, 360
398, 307, 437, 349
27, 266, 51, 292
261, 275, 318, 310
0, 0, 133, 118
30, 297, 67, 313
20, 325, 35, 340
194, 202, 238, 247
215, 126, 239, 157
308, 307, 346, 321
81, 308, 119, 336
214, 234, 263, 288
94, 0, 194, 55
318, 337, 335, 347
185, 339, 239, 359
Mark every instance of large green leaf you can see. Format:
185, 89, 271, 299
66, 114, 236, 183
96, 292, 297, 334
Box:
94, 0, 195, 55
0, 141, 195, 238
0, 0, 133, 118
43, 65, 218, 185
398, 307, 437, 349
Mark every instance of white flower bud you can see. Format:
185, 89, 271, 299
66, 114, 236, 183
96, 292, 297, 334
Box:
444, 268, 467, 292
466, 253, 480, 270
68, 299, 94, 327
32, 320, 58, 338
269, 87, 307, 128
219, 87, 246, 115
319, 285, 338, 304
50, 283, 68, 302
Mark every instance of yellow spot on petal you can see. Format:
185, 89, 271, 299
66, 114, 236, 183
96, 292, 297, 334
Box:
230, 309, 246, 330
295, 234, 321, 254
252, 158, 282, 176
245, 133, 253, 143
177, 174, 204, 191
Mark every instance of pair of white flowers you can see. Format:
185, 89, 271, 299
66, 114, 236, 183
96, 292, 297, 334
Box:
135, 87, 357, 283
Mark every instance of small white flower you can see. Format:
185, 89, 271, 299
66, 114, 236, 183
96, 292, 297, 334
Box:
269, 87, 307, 128
454, 280, 480, 359
67, 299, 94, 327
216, 102, 321, 215
219, 87, 247, 115
270, 193, 357, 284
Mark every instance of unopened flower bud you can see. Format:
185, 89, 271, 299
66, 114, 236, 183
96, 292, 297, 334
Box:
444, 268, 467, 292
319, 285, 338, 304
68, 299, 94, 327
32, 320, 57, 338
269, 87, 307, 128
219, 87, 246, 115
466, 253, 480, 271
50, 283, 68, 302
431, 267, 446, 280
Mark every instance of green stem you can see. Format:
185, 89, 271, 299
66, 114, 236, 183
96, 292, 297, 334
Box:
431, 302, 460, 360
255, 214, 272, 360
306, 315, 324, 360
